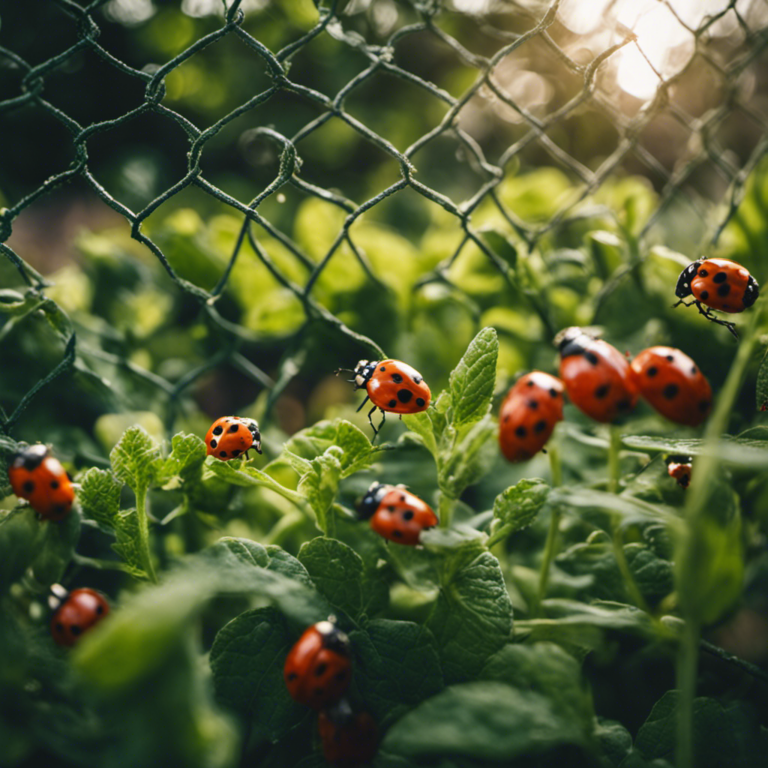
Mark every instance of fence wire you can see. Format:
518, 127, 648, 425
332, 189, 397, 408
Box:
1, 0, 768, 439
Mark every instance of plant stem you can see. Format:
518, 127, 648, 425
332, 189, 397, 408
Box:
438, 491, 455, 529
608, 424, 621, 494
531, 439, 563, 617
676, 616, 700, 768
136, 487, 158, 583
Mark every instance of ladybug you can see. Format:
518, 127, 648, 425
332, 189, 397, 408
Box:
667, 460, 692, 489
555, 328, 638, 423
284, 621, 352, 709
318, 700, 378, 767
357, 482, 438, 545
674, 258, 759, 339
49, 585, 110, 647
336, 359, 430, 437
629, 346, 712, 427
204, 416, 262, 460
499, 371, 564, 462
8, 444, 75, 521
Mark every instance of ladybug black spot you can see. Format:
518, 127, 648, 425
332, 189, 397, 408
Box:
594, 384, 610, 399
691, 366, 697, 375
515, 426, 527, 438
549, 388, 558, 398
534, 420, 547, 433
416, 397, 426, 407
380, 366, 386, 372
503, 415, 510, 423
220, 451, 227, 458
699, 400, 711, 412
287, 672, 298, 681
717, 283, 731, 297
397, 389, 413, 404
210, 439, 218, 449
388, 399, 397, 408
392, 373, 403, 383
713, 272, 727, 283
392, 529, 403, 538
23, 481, 34, 494
96, 605, 103, 614
229, 424, 240, 433
315, 662, 328, 677
528, 400, 539, 409
647, 367, 658, 377
50, 480, 59, 489
400, 495, 406, 502
232, 450, 240, 457
70, 625, 82, 636
213, 426, 223, 436
665, 355, 674, 362
699, 269, 708, 277
663, 384, 679, 400
403, 510, 414, 521
700, 290, 709, 300
527, 380, 534, 387
388, 506, 396, 513
585, 352, 599, 365
413, 375, 423, 384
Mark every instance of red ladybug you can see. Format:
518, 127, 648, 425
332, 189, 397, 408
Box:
50, 586, 110, 647
357, 482, 438, 545
499, 371, 564, 462
318, 700, 378, 767
204, 416, 262, 460
284, 621, 352, 709
555, 328, 638, 423
8, 444, 75, 521
630, 347, 712, 427
336, 359, 430, 437
668, 461, 692, 489
674, 258, 759, 338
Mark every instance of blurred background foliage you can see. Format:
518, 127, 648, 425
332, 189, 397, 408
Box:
3, 0, 768, 765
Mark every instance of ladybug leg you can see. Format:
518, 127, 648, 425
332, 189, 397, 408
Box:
356, 394, 371, 413
695, 302, 739, 339
367, 405, 379, 438
672, 299, 697, 309
378, 410, 386, 433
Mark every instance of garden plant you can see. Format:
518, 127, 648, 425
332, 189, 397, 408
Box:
1, 1, 768, 767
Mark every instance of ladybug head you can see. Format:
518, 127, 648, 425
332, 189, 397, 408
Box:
356, 482, 389, 520
352, 360, 379, 390
315, 620, 351, 656
675, 261, 701, 299
554, 327, 592, 358
241, 418, 263, 455
11, 443, 49, 471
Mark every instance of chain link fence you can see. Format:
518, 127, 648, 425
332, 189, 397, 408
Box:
1, 0, 767, 440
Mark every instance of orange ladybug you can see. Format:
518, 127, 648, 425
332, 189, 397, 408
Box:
337, 359, 430, 437
499, 371, 564, 462
49, 585, 110, 647
284, 621, 352, 710
556, 328, 638, 423
8, 444, 75, 521
204, 416, 262, 460
668, 461, 692, 488
674, 258, 759, 338
629, 347, 712, 427
318, 700, 378, 767
357, 482, 438, 545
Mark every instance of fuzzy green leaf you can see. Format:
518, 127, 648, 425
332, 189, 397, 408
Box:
78, 467, 122, 529
449, 327, 498, 428
756, 347, 768, 411
382, 681, 586, 761
350, 620, 444, 721
210, 607, 307, 744
204, 456, 307, 508
298, 537, 364, 620
594, 719, 633, 767
438, 415, 497, 498
489, 478, 550, 544
159, 433, 207, 484
110, 426, 161, 495
425, 551, 512, 684
296, 449, 343, 532
112, 509, 148, 580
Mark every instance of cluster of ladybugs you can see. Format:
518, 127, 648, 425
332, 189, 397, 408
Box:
283, 621, 377, 766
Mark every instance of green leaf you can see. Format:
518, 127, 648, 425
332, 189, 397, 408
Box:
0, 508, 45, 592
265, 545, 315, 588
210, 607, 307, 744
438, 415, 497, 498
594, 719, 633, 767
425, 551, 512, 684
78, 468, 122, 529
112, 509, 149, 580
158, 433, 207, 484
110, 426, 161, 495
204, 456, 307, 508
552, 487, 681, 529
382, 681, 587, 761
622, 434, 768, 470
635, 691, 768, 768
298, 537, 364, 621
448, 327, 498, 428
29, 510, 81, 586
757, 347, 768, 411
479, 228, 517, 268
350, 620, 443, 722
488, 478, 550, 545
297, 449, 343, 532
479, 642, 593, 732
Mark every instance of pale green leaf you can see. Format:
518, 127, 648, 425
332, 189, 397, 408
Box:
449, 327, 498, 428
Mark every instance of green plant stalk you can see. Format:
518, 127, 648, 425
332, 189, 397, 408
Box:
531, 441, 563, 616
135, 487, 158, 584
675, 308, 762, 768
607, 425, 650, 613
438, 491, 455, 529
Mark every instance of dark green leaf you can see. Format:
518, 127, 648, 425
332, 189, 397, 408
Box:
622, 434, 768, 470
756, 346, 768, 411
595, 719, 633, 767
78, 468, 122, 529
0, 508, 44, 592
29, 509, 81, 586
449, 327, 498, 428
110, 426, 161, 495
